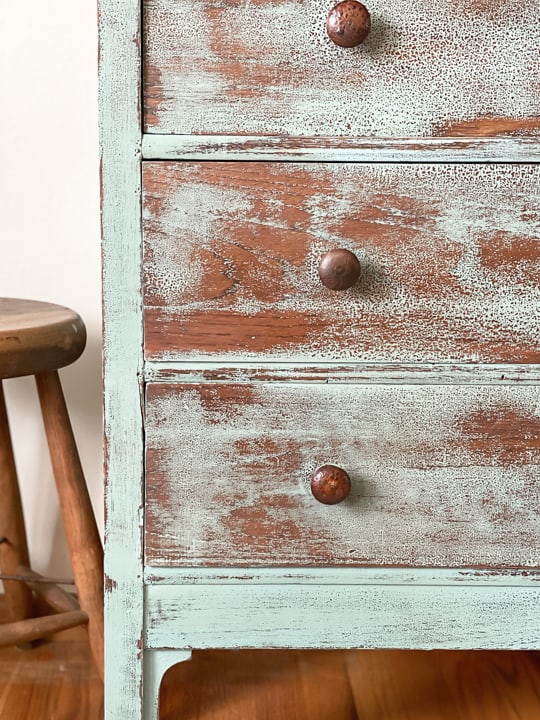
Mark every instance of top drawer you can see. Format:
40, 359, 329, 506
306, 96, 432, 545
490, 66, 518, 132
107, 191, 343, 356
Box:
143, 0, 540, 137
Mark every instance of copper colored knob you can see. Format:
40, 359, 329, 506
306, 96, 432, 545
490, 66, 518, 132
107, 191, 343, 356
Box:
326, 0, 371, 48
311, 465, 351, 505
318, 248, 361, 290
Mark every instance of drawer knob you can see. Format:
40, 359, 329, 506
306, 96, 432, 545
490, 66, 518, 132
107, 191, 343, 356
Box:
326, 0, 371, 48
311, 465, 351, 505
318, 248, 361, 290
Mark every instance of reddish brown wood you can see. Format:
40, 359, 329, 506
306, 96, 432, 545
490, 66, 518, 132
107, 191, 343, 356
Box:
318, 249, 361, 290
0, 382, 33, 624
144, 382, 540, 567
0, 299, 86, 380
35, 371, 104, 682
158, 649, 540, 720
326, 0, 370, 48
0, 611, 88, 649
143, 0, 539, 137
437, 117, 540, 137
143, 162, 540, 364
311, 465, 352, 505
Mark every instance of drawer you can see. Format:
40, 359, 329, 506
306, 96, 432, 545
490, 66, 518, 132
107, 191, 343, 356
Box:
143, 162, 540, 363
144, 382, 540, 568
143, 0, 540, 137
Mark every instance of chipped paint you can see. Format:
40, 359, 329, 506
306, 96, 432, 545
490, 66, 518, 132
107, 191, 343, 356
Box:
143, 162, 540, 363
145, 583, 540, 650
145, 382, 540, 568
143, 0, 540, 137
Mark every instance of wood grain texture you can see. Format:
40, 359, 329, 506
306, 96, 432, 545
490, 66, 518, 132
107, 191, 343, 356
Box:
145, 382, 540, 567
0, 382, 33, 624
35, 371, 104, 680
143, 162, 540, 364
159, 649, 540, 720
143, 0, 540, 137
143, 361, 539, 385
0, 608, 103, 720
0, 298, 86, 379
144, 583, 540, 649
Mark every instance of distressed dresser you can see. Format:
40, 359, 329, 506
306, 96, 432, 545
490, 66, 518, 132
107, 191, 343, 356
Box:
99, 0, 540, 716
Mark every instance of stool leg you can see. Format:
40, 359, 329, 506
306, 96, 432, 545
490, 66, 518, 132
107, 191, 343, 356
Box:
0, 381, 33, 623
35, 371, 104, 681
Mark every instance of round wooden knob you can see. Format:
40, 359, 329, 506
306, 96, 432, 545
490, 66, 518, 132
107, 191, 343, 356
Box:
311, 465, 351, 505
326, 0, 371, 48
318, 248, 361, 290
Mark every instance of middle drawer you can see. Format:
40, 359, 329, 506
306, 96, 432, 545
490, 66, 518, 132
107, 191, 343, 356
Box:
143, 162, 540, 364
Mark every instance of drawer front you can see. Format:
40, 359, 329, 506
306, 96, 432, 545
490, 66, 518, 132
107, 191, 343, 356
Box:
143, 162, 540, 363
143, 0, 540, 137
144, 382, 540, 567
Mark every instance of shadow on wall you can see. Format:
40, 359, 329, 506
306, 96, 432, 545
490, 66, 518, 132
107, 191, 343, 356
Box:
2, 323, 103, 583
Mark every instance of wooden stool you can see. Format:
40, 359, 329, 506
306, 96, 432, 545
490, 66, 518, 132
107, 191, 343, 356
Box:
0, 298, 103, 681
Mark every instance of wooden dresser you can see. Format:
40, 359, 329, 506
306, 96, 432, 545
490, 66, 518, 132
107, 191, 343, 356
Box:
99, 0, 540, 716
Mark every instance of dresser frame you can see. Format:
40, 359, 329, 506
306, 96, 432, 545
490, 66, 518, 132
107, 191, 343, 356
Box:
99, 1, 540, 717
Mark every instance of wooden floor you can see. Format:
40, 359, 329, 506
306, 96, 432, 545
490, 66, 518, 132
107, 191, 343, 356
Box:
0, 603, 539, 719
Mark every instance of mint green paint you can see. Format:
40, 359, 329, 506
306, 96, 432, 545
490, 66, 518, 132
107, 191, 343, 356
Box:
144, 650, 192, 720
99, 0, 144, 717
145, 584, 540, 650
142, 134, 540, 163
143, 567, 540, 587
101, 1, 540, 717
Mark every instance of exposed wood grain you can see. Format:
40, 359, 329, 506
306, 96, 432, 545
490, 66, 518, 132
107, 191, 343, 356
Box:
143, 162, 540, 364
0, 382, 33, 623
35, 371, 104, 681
145, 382, 540, 568
145, 583, 540, 649
142, 134, 540, 162
143, 361, 539, 385
143, 0, 540, 137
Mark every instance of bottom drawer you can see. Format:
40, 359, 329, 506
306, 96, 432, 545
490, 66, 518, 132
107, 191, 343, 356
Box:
144, 382, 539, 568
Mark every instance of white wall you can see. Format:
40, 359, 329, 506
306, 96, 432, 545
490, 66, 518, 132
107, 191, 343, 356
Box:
0, 2, 103, 580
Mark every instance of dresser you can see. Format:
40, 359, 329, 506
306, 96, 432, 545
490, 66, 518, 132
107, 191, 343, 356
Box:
98, 0, 540, 717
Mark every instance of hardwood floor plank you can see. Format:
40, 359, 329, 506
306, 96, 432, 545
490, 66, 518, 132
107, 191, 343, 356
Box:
346, 650, 540, 720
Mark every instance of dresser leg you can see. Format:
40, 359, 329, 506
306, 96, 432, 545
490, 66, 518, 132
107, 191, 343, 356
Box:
144, 649, 192, 720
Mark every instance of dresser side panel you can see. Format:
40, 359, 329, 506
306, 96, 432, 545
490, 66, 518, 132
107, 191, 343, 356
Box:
99, 0, 144, 717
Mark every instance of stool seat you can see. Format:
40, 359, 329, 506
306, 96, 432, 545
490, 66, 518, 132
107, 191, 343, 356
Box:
0, 298, 86, 379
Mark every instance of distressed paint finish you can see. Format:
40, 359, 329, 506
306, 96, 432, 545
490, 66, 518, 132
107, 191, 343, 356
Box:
142, 134, 540, 163
143, 0, 540, 137
143, 162, 540, 363
144, 583, 540, 650
99, 0, 144, 717
144, 382, 540, 567
144, 566, 540, 586
144, 361, 539, 385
